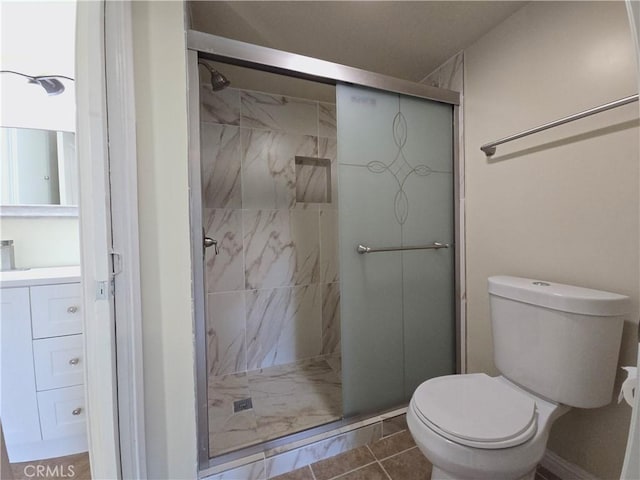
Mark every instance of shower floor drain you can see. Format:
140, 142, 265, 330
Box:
233, 397, 253, 413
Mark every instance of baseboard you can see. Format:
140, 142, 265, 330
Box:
541, 450, 600, 480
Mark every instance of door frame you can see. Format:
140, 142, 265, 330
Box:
104, 2, 147, 478
186, 30, 465, 471
76, 1, 146, 478
76, 1, 120, 477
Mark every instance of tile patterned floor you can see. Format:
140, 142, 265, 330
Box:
209, 355, 342, 457
269, 430, 431, 480
268, 417, 561, 480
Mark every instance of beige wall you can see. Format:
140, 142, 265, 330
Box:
131, 2, 197, 478
126, 1, 638, 477
464, 2, 639, 478
0, 217, 79, 268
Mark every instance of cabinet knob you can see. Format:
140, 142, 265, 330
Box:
69, 357, 80, 366
72, 407, 82, 416
67, 306, 78, 314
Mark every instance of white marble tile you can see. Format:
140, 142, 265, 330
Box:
291, 202, 320, 212
204, 453, 266, 477
241, 129, 317, 209
208, 373, 258, 456
202, 123, 242, 209
209, 413, 257, 457
318, 137, 338, 206
291, 209, 320, 286
249, 359, 341, 441
325, 353, 342, 377
204, 208, 244, 293
245, 285, 322, 370
204, 459, 266, 480
265, 423, 382, 478
321, 282, 341, 355
208, 357, 345, 459
266, 409, 403, 458
319, 208, 339, 284
207, 291, 246, 376
319, 103, 337, 138
244, 210, 319, 290
243, 210, 295, 290
241, 91, 318, 136
201, 85, 241, 126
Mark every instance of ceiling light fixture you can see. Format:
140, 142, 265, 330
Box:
0, 70, 74, 96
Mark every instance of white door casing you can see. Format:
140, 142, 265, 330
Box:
76, 1, 121, 478
104, 1, 147, 478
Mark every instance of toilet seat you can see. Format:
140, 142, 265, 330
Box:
412, 373, 538, 449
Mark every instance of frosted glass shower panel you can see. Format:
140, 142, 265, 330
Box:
337, 85, 455, 416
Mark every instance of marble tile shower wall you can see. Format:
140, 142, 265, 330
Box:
201, 83, 340, 378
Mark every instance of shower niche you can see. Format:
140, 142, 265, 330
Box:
295, 156, 332, 204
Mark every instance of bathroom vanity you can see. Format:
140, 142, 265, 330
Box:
0, 266, 87, 461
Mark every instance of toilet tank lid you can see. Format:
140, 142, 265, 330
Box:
488, 276, 629, 316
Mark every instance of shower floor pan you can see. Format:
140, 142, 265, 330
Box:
208, 354, 342, 457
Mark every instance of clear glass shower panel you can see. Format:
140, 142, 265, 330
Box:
199, 62, 342, 458
337, 85, 455, 416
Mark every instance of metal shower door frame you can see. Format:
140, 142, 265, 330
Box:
185, 30, 464, 473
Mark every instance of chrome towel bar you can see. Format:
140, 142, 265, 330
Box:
356, 242, 451, 254
480, 94, 639, 156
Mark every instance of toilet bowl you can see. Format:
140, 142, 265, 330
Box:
407, 374, 570, 480
407, 276, 628, 480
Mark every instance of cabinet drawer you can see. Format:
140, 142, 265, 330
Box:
33, 335, 84, 391
31, 283, 82, 338
37, 385, 86, 440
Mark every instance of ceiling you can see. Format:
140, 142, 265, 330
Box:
189, 1, 526, 82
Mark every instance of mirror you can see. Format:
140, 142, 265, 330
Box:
0, 127, 77, 208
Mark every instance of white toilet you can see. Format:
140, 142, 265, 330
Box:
407, 276, 628, 480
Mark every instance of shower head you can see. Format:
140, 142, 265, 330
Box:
198, 62, 230, 91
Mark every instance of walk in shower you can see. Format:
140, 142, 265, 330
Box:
187, 31, 461, 471
198, 61, 342, 457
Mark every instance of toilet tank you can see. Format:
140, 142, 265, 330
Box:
488, 276, 628, 408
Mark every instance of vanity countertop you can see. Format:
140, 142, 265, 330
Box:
0, 265, 81, 288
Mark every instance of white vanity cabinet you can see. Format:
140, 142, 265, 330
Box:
1, 287, 41, 448
0, 266, 87, 462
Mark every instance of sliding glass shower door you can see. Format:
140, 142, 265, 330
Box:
337, 85, 455, 416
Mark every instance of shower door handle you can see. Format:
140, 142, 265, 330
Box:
204, 236, 219, 255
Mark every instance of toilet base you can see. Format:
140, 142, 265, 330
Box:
431, 465, 536, 480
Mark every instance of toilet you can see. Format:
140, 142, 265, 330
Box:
407, 276, 628, 480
